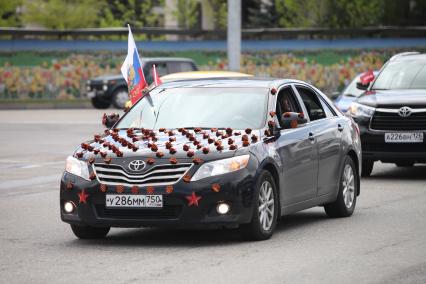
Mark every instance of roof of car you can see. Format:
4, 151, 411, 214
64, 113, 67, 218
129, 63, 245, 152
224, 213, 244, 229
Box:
160, 71, 252, 82
390, 52, 426, 62
156, 77, 298, 89
141, 57, 196, 63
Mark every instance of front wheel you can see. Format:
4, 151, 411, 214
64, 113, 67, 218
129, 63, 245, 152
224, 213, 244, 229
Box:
324, 156, 358, 218
240, 171, 278, 241
91, 97, 110, 109
71, 224, 110, 239
112, 88, 129, 109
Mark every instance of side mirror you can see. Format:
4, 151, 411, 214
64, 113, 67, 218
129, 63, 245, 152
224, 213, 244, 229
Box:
356, 70, 375, 90
356, 82, 369, 90
281, 112, 307, 129
102, 113, 120, 128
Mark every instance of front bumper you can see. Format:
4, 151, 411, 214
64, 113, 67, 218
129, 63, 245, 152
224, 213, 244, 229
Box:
60, 171, 256, 229
356, 117, 426, 162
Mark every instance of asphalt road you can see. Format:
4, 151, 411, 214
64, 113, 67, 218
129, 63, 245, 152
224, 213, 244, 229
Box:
0, 109, 425, 284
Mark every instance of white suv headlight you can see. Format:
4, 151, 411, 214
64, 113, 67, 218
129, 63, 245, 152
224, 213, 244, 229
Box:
65, 156, 90, 180
191, 155, 250, 181
350, 102, 375, 117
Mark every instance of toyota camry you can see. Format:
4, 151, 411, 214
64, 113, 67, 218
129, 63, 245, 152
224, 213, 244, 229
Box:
61, 78, 361, 241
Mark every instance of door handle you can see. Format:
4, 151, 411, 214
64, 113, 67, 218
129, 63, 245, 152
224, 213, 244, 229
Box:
338, 124, 344, 132
308, 132, 315, 141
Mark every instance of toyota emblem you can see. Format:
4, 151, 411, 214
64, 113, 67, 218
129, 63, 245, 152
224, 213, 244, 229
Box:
128, 160, 146, 171
398, 106, 412, 117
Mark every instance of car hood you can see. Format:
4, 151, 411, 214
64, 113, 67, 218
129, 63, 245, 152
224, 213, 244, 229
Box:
356, 89, 426, 108
74, 129, 263, 165
334, 95, 356, 112
91, 74, 124, 82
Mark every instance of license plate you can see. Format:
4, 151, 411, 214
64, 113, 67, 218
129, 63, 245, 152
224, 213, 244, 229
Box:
105, 194, 163, 208
385, 132, 423, 143
86, 91, 96, 98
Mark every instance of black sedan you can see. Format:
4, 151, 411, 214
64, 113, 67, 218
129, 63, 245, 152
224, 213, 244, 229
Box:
61, 78, 361, 241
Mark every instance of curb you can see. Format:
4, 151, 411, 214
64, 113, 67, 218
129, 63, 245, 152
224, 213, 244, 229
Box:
0, 101, 93, 110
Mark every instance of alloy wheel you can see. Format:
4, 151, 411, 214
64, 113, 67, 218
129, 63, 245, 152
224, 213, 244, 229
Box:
258, 180, 275, 231
342, 164, 355, 208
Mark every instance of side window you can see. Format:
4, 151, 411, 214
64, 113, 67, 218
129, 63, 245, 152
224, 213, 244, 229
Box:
320, 99, 336, 117
276, 87, 302, 128
143, 62, 168, 84
296, 86, 327, 121
168, 62, 196, 73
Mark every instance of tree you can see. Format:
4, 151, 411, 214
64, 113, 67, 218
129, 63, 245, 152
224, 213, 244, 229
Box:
207, 0, 227, 29
174, 0, 200, 29
22, 0, 103, 29
0, 0, 22, 27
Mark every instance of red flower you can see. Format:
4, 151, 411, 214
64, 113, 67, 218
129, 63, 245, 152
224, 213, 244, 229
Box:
116, 185, 124, 193
131, 186, 139, 194
88, 156, 95, 164
116, 151, 123, 157
229, 144, 238, 150
187, 150, 195, 157
76, 152, 84, 158
100, 184, 107, 193
251, 135, 258, 142
132, 145, 138, 152
233, 131, 241, 136
228, 138, 234, 145
100, 151, 107, 158
146, 158, 155, 165
208, 138, 214, 144
81, 143, 89, 150
283, 112, 291, 118
169, 157, 178, 164
183, 144, 190, 151
193, 140, 200, 146
264, 129, 272, 136
169, 147, 177, 154
104, 156, 112, 164
196, 144, 202, 149
169, 136, 176, 142
269, 111, 276, 117
165, 141, 172, 149
168, 130, 175, 136
156, 151, 164, 158
210, 128, 218, 132
203, 133, 209, 139
159, 128, 166, 132
182, 174, 191, 183
214, 140, 222, 147
94, 134, 101, 142
193, 157, 203, 164
202, 147, 209, 154
221, 133, 229, 139
268, 120, 275, 128
211, 183, 221, 192
245, 128, 252, 134
216, 145, 224, 151
194, 127, 202, 133
93, 149, 100, 155
166, 185, 173, 194
146, 186, 155, 194
150, 144, 158, 152
241, 134, 249, 141
243, 140, 250, 147
226, 128, 233, 134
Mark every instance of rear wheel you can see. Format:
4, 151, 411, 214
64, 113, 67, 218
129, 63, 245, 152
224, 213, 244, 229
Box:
361, 159, 374, 177
91, 97, 110, 109
112, 88, 129, 109
396, 161, 414, 167
71, 224, 110, 239
240, 171, 278, 241
324, 156, 358, 218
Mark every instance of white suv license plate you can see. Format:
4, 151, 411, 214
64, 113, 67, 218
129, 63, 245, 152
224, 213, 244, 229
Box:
385, 133, 424, 143
105, 194, 163, 208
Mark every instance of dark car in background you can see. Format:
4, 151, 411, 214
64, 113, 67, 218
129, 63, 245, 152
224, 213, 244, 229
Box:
86, 57, 198, 109
350, 52, 426, 176
61, 78, 361, 241
334, 71, 379, 113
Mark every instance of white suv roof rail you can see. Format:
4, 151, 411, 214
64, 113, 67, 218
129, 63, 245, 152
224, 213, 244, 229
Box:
389, 51, 420, 61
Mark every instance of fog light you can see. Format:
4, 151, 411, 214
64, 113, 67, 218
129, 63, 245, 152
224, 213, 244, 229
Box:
216, 202, 230, 215
102, 85, 108, 91
64, 201, 75, 213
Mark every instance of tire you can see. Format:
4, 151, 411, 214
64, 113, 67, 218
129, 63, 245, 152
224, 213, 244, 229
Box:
71, 224, 110, 239
91, 97, 110, 109
396, 161, 414, 167
112, 87, 129, 109
324, 156, 358, 218
240, 171, 279, 241
361, 159, 374, 177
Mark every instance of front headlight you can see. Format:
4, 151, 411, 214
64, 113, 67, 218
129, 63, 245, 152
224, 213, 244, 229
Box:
191, 155, 250, 181
65, 156, 90, 180
350, 102, 375, 117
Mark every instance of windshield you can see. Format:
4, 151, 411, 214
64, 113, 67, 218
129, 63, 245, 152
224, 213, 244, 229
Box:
342, 74, 365, 97
117, 87, 268, 129
372, 61, 426, 90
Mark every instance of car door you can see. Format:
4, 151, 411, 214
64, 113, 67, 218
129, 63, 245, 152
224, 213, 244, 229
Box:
275, 85, 319, 205
294, 85, 343, 197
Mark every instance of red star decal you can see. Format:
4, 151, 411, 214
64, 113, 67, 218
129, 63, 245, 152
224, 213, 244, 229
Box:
185, 192, 202, 207
78, 189, 89, 204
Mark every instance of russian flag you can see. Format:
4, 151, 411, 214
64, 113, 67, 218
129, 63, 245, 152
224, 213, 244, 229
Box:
121, 25, 147, 105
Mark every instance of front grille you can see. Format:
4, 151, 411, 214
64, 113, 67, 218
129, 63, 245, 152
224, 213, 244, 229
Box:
96, 205, 182, 219
93, 163, 192, 187
371, 111, 426, 130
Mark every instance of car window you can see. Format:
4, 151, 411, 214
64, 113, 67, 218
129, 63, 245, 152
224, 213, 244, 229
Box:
296, 86, 327, 121
320, 99, 336, 117
143, 62, 168, 84
372, 61, 426, 90
276, 87, 302, 127
168, 62, 196, 73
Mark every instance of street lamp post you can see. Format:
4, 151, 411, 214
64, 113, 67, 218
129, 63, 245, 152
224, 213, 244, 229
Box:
227, 0, 241, 72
